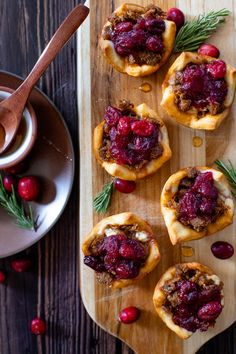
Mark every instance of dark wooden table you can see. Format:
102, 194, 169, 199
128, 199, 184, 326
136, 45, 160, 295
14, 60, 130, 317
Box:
0, 1, 235, 353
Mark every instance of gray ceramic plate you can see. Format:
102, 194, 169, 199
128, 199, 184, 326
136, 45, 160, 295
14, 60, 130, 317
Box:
0, 71, 74, 258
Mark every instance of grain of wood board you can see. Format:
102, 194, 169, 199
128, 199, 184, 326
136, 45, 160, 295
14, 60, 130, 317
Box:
77, 1, 236, 353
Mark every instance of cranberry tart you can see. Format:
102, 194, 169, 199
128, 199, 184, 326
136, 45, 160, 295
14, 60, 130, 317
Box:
161, 52, 236, 129
94, 100, 171, 180
153, 263, 224, 339
82, 212, 160, 288
161, 167, 234, 245
100, 3, 176, 77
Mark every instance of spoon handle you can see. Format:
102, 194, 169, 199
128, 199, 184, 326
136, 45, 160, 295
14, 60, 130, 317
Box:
11, 4, 89, 103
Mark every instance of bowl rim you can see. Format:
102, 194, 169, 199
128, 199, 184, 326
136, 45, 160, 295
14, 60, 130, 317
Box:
0, 85, 37, 168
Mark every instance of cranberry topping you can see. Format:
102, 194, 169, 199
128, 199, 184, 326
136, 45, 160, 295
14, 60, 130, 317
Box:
113, 178, 136, 194
211, 241, 234, 259
197, 44, 220, 58
84, 231, 148, 281
162, 267, 223, 333
105, 7, 166, 65
173, 61, 228, 117
100, 103, 163, 168
118, 306, 140, 324
167, 8, 185, 30
175, 171, 223, 231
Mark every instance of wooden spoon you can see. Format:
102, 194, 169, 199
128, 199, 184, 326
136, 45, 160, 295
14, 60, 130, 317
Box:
0, 4, 89, 154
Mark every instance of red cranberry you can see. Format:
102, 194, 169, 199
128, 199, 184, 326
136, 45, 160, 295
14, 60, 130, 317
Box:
173, 314, 199, 332
11, 258, 32, 272
4, 160, 28, 175
118, 306, 140, 324
131, 120, 154, 136
113, 178, 136, 193
207, 60, 226, 79
117, 117, 131, 136
178, 281, 198, 304
146, 36, 164, 53
198, 44, 220, 58
3, 175, 17, 192
119, 239, 146, 260
84, 256, 105, 272
144, 17, 165, 34
167, 8, 185, 29
114, 21, 133, 34
211, 241, 234, 259
18, 176, 40, 201
182, 65, 205, 94
115, 260, 139, 279
31, 318, 46, 335
104, 106, 122, 126
197, 301, 222, 321
134, 18, 146, 30
0, 270, 6, 283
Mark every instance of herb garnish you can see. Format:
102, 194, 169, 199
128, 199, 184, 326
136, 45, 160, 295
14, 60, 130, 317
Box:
93, 181, 113, 213
0, 175, 37, 230
215, 159, 236, 197
174, 9, 230, 53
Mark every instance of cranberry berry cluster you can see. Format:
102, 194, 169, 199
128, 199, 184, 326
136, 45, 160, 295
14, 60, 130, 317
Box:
100, 105, 163, 168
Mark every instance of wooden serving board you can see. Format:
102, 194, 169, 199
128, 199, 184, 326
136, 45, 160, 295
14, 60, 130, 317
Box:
77, 1, 236, 353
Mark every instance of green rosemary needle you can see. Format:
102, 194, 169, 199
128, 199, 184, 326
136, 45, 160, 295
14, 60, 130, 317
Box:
93, 181, 113, 213
215, 159, 236, 198
174, 9, 230, 53
0, 175, 36, 230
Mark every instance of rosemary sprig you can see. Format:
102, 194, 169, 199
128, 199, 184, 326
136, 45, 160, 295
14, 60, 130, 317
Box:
215, 159, 236, 197
93, 181, 113, 213
0, 175, 36, 230
174, 9, 230, 53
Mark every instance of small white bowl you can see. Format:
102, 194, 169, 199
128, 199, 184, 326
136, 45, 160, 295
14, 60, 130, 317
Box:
0, 86, 37, 169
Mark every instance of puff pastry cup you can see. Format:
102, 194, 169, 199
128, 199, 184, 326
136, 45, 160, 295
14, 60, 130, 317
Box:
161, 167, 234, 245
100, 3, 176, 77
153, 262, 224, 339
82, 212, 160, 289
94, 101, 172, 180
161, 52, 236, 130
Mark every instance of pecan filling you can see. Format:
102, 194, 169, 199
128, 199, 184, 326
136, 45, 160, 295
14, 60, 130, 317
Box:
102, 5, 166, 66
84, 225, 149, 285
162, 265, 223, 333
168, 168, 226, 232
170, 61, 228, 118
99, 100, 163, 169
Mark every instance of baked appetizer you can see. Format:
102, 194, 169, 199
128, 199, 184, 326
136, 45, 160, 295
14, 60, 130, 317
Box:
94, 100, 171, 180
100, 3, 176, 77
82, 212, 160, 288
161, 167, 234, 245
153, 262, 224, 339
161, 52, 236, 130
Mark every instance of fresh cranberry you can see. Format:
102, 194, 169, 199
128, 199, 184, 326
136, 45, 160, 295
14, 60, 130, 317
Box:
178, 281, 199, 304
146, 36, 164, 53
117, 117, 131, 136
144, 17, 165, 34
119, 238, 146, 260
114, 21, 133, 34
4, 160, 28, 175
113, 178, 136, 193
31, 318, 46, 335
18, 176, 40, 201
198, 44, 220, 58
118, 306, 140, 324
3, 175, 17, 192
115, 260, 139, 279
131, 120, 154, 136
211, 241, 234, 259
84, 256, 105, 272
197, 301, 222, 321
104, 106, 122, 126
167, 8, 185, 29
207, 60, 226, 79
0, 270, 6, 283
11, 258, 32, 272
